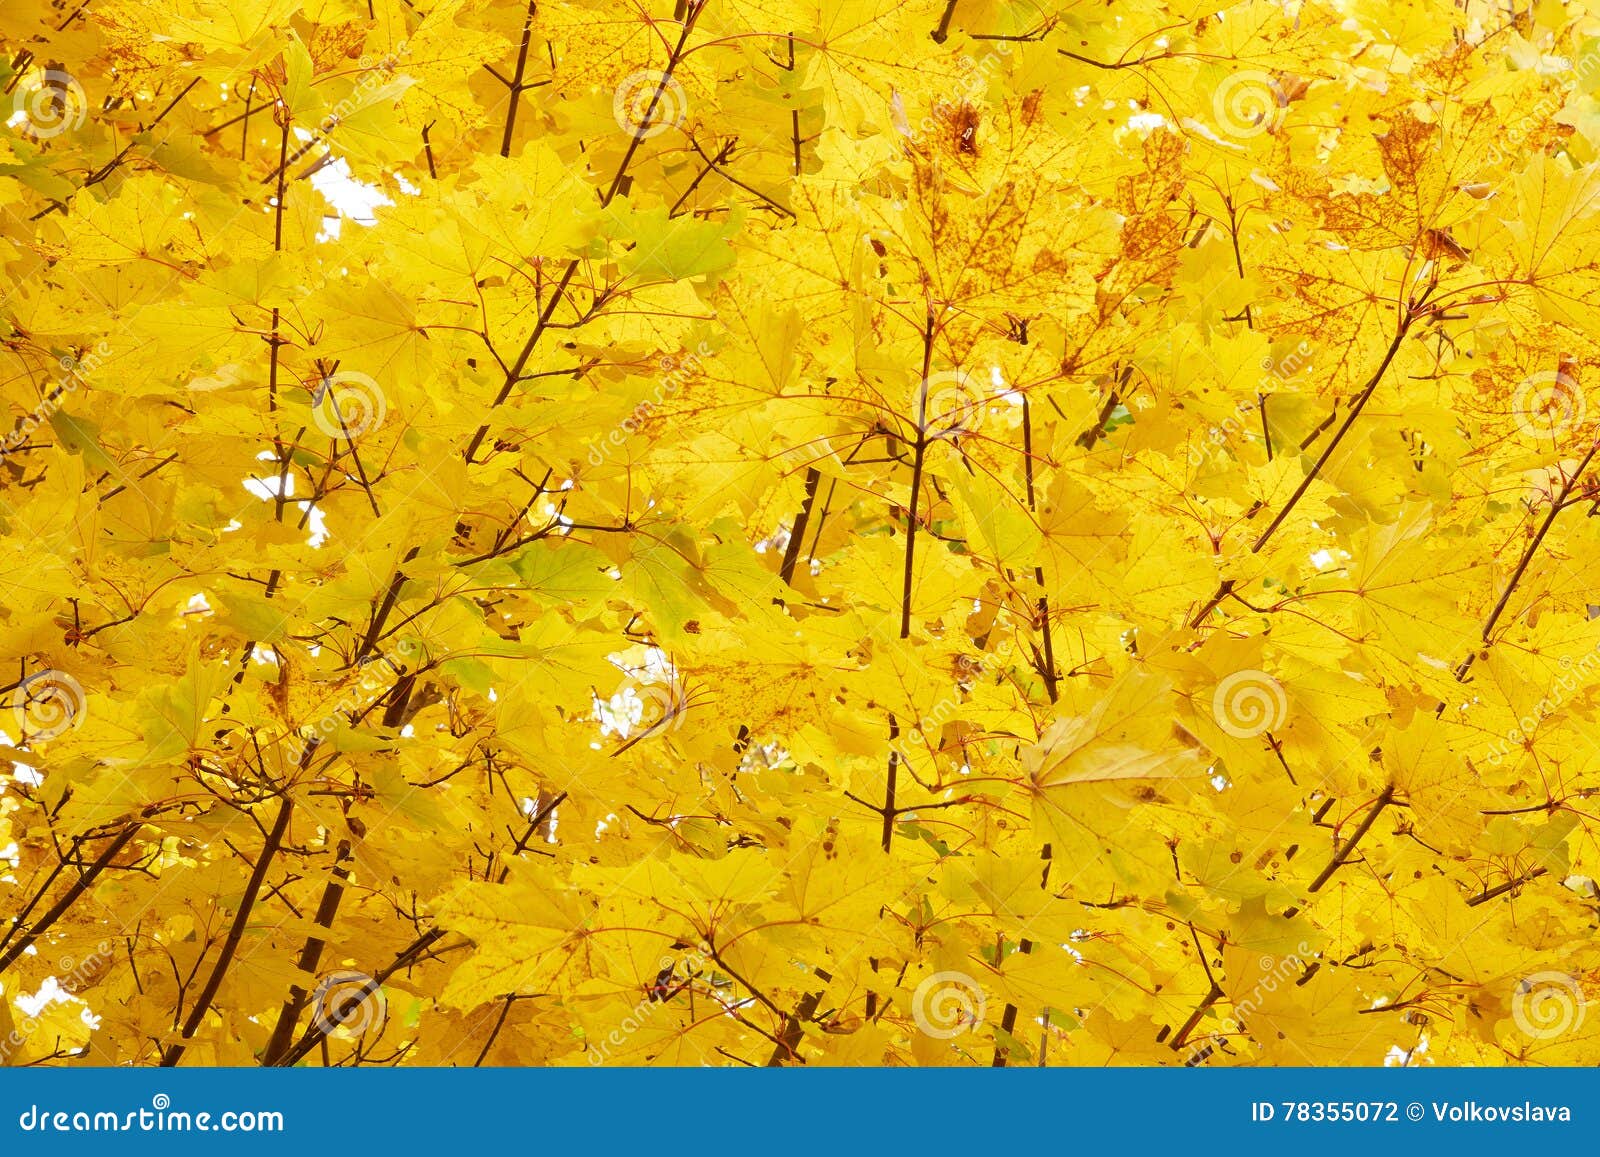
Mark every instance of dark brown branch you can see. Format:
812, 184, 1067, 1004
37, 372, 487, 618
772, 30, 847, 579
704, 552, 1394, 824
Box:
30, 78, 200, 219
1170, 983, 1222, 1052
474, 995, 517, 1065
1021, 397, 1058, 702
1169, 924, 1224, 1052
901, 304, 936, 638
779, 468, 820, 586
1058, 49, 1169, 70
497, 0, 539, 158
602, 6, 705, 206
1473, 438, 1600, 651
882, 717, 900, 852
1465, 866, 1548, 907
498, 791, 568, 880
270, 928, 446, 1066
1306, 784, 1396, 896
463, 4, 706, 464
353, 557, 416, 664
0, 823, 142, 974
1187, 578, 1236, 629
1075, 367, 1128, 449
260, 839, 353, 1064
765, 966, 834, 1066
161, 796, 294, 1066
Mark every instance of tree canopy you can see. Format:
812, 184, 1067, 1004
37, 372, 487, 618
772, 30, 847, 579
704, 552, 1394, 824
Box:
2, 0, 1599, 1067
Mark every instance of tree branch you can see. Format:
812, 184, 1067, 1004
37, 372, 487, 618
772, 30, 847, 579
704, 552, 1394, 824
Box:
1252, 323, 1411, 552
0, 822, 142, 974
269, 928, 446, 1067
260, 839, 353, 1064
161, 795, 294, 1066
1306, 784, 1396, 896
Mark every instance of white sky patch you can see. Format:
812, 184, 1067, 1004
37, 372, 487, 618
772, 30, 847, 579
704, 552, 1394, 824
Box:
301, 503, 329, 547
539, 499, 575, 534
245, 450, 293, 501
1178, 117, 1245, 149
992, 365, 1024, 406
595, 647, 677, 739
17, 976, 81, 1017
0, 725, 42, 786
312, 157, 394, 241
240, 454, 326, 545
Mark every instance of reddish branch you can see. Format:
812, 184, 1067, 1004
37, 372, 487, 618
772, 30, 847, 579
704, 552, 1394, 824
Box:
779, 468, 821, 586
882, 718, 900, 852
499, 791, 568, 880
1168, 925, 1223, 1052
31, 77, 200, 220
1455, 436, 1600, 682
1022, 397, 1059, 702
993, 845, 1052, 1065
1465, 866, 1548, 907
1192, 318, 1412, 629
1251, 323, 1412, 552
496, 0, 540, 158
